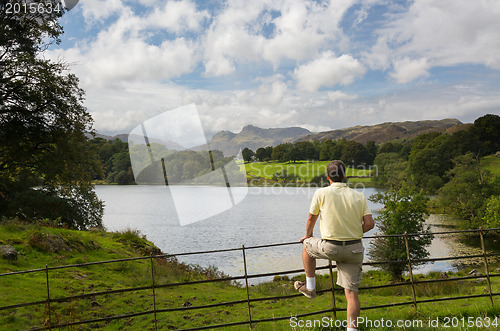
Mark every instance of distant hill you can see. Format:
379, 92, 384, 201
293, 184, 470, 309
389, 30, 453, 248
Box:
297, 119, 463, 144
204, 125, 311, 156
87, 133, 186, 150
91, 118, 467, 156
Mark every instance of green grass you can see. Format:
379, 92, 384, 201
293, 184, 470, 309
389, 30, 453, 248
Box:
240, 160, 373, 184
1, 220, 499, 330
482, 155, 500, 177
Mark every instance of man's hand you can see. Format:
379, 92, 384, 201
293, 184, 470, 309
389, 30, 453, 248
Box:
300, 235, 311, 243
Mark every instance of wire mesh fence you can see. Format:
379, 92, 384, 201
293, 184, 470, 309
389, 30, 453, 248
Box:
1, 227, 499, 330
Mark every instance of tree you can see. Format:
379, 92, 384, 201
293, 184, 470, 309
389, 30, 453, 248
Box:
482, 195, 500, 229
242, 147, 254, 163
271, 143, 292, 162
0, 1, 103, 229
364, 140, 378, 165
255, 146, 272, 162
438, 153, 497, 227
408, 147, 446, 193
372, 152, 407, 190
292, 141, 317, 161
368, 187, 433, 281
318, 139, 335, 161
341, 140, 368, 166
471, 114, 500, 156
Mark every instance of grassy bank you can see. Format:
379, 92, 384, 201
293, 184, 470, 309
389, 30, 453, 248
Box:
1, 220, 499, 330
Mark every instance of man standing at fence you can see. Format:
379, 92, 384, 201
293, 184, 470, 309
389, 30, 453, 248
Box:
295, 160, 374, 331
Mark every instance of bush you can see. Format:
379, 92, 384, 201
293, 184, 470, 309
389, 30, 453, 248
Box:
482, 195, 500, 229
369, 186, 433, 281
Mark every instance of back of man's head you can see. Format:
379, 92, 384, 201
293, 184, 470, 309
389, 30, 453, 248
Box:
327, 160, 346, 182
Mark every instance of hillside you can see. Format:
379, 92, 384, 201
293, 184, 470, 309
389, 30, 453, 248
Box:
91, 118, 466, 156
204, 125, 311, 156
298, 118, 463, 144
1, 221, 498, 330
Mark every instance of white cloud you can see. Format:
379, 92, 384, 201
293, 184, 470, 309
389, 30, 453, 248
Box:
202, 0, 353, 76
294, 52, 366, 92
148, 0, 210, 33
368, 0, 500, 82
260, 0, 328, 68
83, 36, 197, 85
327, 90, 358, 103
234, 76, 288, 106
48, 4, 201, 88
390, 57, 430, 84
80, 0, 124, 23
201, 0, 268, 76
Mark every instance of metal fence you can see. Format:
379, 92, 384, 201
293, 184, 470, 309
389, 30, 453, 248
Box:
1, 227, 499, 330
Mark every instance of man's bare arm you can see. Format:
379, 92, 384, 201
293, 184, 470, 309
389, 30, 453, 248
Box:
300, 213, 319, 242
362, 214, 374, 233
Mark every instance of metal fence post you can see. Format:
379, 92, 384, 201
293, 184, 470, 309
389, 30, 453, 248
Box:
45, 264, 52, 330
150, 254, 158, 330
328, 260, 337, 319
404, 232, 417, 309
479, 227, 494, 306
242, 245, 253, 328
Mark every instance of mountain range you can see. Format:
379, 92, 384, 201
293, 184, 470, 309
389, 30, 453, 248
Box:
95, 118, 466, 157
297, 118, 463, 144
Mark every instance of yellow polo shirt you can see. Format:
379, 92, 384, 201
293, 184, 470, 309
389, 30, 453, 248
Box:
309, 182, 371, 241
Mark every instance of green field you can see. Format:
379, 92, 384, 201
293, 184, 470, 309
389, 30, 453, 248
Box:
240, 161, 373, 183
1, 220, 498, 330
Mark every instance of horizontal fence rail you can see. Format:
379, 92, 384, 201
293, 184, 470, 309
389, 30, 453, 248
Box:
0, 227, 499, 330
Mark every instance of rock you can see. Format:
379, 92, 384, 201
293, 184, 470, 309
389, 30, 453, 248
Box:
71, 272, 87, 280
29, 233, 70, 253
0, 245, 17, 260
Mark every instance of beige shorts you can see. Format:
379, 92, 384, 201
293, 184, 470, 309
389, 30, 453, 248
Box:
303, 237, 364, 291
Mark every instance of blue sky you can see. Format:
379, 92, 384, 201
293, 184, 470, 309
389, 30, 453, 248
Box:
48, 0, 500, 138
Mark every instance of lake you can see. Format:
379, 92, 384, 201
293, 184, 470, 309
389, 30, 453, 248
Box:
95, 185, 460, 283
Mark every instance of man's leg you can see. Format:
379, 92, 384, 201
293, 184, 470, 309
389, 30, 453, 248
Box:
344, 289, 360, 330
302, 242, 316, 277
302, 243, 317, 291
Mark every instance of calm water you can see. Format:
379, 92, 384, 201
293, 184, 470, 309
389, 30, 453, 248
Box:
95, 185, 457, 283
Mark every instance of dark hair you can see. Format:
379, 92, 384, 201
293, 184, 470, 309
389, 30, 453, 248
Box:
326, 160, 346, 182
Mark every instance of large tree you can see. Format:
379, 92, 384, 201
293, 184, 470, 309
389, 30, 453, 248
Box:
0, 1, 103, 229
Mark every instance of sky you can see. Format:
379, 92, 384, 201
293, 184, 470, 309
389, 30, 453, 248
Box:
47, 0, 500, 139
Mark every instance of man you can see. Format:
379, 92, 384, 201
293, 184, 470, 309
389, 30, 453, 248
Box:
295, 160, 374, 331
